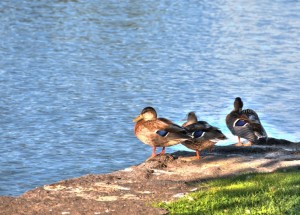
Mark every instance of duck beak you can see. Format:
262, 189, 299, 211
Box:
133, 114, 143, 122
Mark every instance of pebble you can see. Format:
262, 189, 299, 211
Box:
173, 193, 186, 198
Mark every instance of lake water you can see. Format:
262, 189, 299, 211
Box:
0, 0, 299, 196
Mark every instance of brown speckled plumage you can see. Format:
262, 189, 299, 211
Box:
133, 107, 191, 158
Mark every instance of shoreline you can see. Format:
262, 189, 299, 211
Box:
0, 137, 299, 214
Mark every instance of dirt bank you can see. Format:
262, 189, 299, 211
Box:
0, 138, 299, 215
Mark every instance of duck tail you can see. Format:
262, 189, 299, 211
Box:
219, 134, 227, 140
215, 129, 227, 140
256, 136, 268, 144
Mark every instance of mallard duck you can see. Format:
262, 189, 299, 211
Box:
226, 97, 268, 146
133, 107, 192, 158
182, 112, 227, 159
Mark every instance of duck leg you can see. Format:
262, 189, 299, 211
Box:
195, 150, 201, 159
159, 147, 166, 155
235, 136, 243, 146
151, 147, 157, 157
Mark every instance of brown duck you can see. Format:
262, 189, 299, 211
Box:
133, 107, 192, 158
182, 112, 227, 159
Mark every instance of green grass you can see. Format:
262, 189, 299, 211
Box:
155, 168, 300, 215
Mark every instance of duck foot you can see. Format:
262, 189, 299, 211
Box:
234, 142, 243, 147
150, 146, 166, 157
178, 150, 201, 161
243, 142, 253, 147
234, 137, 243, 146
146, 147, 167, 161
180, 156, 200, 161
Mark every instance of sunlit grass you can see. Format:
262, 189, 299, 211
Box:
155, 168, 300, 215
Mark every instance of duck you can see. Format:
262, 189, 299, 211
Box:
226, 97, 268, 146
133, 107, 192, 158
181, 112, 227, 159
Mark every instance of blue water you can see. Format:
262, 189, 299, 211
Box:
0, 0, 299, 196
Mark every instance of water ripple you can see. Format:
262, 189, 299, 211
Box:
0, 0, 299, 196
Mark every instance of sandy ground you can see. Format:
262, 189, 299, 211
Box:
0, 138, 299, 215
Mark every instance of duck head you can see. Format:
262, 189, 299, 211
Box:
182, 111, 198, 127
234, 97, 243, 112
133, 106, 157, 122
186, 112, 198, 124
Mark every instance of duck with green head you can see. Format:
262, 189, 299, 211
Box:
226, 97, 268, 146
133, 107, 192, 158
182, 112, 227, 159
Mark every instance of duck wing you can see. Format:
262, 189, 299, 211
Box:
154, 118, 191, 140
232, 123, 257, 143
184, 121, 210, 132
185, 121, 226, 141
226, 111, 257, 142
226, 111, 239, 134
157, 118, 187, 133
204, 127, 227, 140
242, 109, 267, 137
